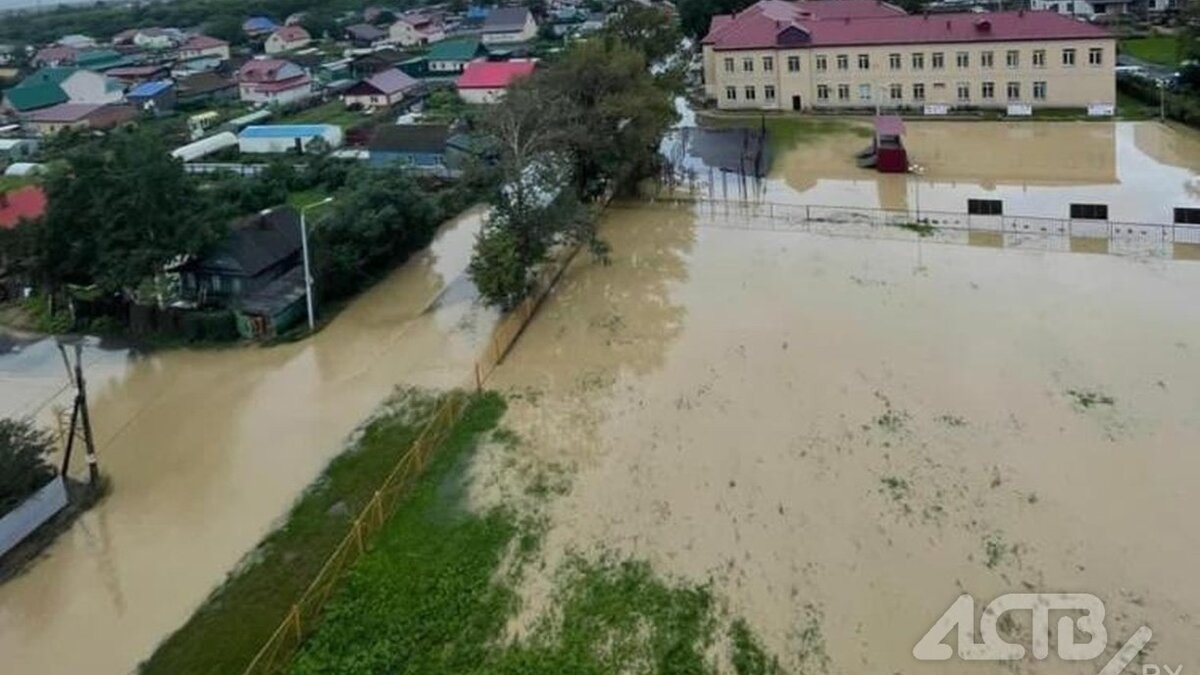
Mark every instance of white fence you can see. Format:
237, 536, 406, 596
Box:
0, 476, 68, 558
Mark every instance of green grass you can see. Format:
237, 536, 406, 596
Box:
140, 389, 494, 675
1117, 89, 1157, 120
280, 99, 372, 128
0, 175, 38, 192
1121, 36, 1182, 66
286, 187, 333, 210
698, 111, 871, 154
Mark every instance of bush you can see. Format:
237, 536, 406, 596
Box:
0, 418, 57, 515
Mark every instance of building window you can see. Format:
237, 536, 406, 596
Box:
889, 53, 901, 69
1070, 203, 1108, 220
957, 82, 970, 101
764, 85, 776, 101
1033, 81, 1047, 100
1032, 49, 1046, 68
912, 52, 925, 70
858, 54, 870, 69
913, 83, 925, 101
787, 55, 800, 72
1063, 48, 1076, 66
816, 55, 828, 71
837, 83, 850, 100
889, 83, 902, 100
1006, 81, 1020, 100
743, 57, 754, 72
837, 54, 849, 70
968, 199, 1003, 215
932, 52, 945, 69
724, 57, 734, 73
1006, 50, 1019, 68
1089, 47, 1103, 65
817, 84, 830, 100
1174, 207, 1200, 224
982, 81, 995, 99
956, 51, 969, 68
745, 85, 756, 100
859, 83, 871, 100
725, 86, 736, 100
981, 51, 994, 68
763, 56, 774, 71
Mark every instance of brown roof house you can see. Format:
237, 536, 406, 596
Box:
342, 68, 419, 108
20, 102, 137, 135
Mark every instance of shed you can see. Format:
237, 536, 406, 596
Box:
238, 124, 344, 154
235, 266, 307, 339
171, 132, 238, 162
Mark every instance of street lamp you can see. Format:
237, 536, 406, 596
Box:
909, 163, 926, 222
1157, 78, 1166, 121
299, 197, 334, 331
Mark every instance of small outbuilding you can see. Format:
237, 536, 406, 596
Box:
237, 124, 344, 154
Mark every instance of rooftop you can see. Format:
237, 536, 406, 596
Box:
21, 102, 105, 123
369, 124, 451, 153
427, 38, 482, 61
0, 186, 46, 230
456, 60, 536, 89
484, 7, 534, 32
239, 124, 338, 138
360, 68, 419, 95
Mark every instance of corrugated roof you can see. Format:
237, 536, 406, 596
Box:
128, 80, 174, 98
456, 60, 535, 89
369, 124, 450, 153
4, 83, 69, 112
190, 208, 302, 277
427, 38, 482, 61
240, 124, 336, 138
363, 68, 418, 95
21, 102, 105, 123
484, 7, 533, 32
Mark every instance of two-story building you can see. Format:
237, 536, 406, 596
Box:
236, 58, 313, 105
702, 0, 1115, 112
481, 7, 539, 44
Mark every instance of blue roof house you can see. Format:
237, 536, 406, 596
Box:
126, 79, 176, 113
243, 17, 279, 36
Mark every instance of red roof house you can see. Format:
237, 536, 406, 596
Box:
455, 60, 535, 104
0, 186, 47, 230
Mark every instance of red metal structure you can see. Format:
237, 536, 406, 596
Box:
856, 116, 908, 173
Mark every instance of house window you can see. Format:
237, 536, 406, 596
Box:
724, 57, 734, 73
816, 55, 828, 71
764, 85, 776, 101
968, 199, 1003, 215
836, 54, 849, 70
932, 52, 945, 69
1070, 203, 1108, 220
837, 83, 850, 100
1174, 207, 1200, 224
1006, 81, 1020, 100
1033, 81, 1047, 100
913, 83, 925, 101
982, 81, 995, 99
1006, 50, 1019, 68
817, 84, 830, 100
1088, 47, 1103, 65
743, 57, 754, 72
981, 51, 994, 68
858, 54, 870, 69
889, 53, 901, 69
957, 82, 970, 101
889, 83, 903, 100
787, 55, 800, 72
912, 52, 925, 70
859, 83, 872, 100
1063, 48, 1076, 66
1033, 49, 1046, 67
725, 86, 737, 100
745, 85, 756, 100
956, 51, 969, 68
763, 56, 774, 71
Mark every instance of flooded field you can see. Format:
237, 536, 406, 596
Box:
0, 208, 496, 675
486, 201, 1200, 673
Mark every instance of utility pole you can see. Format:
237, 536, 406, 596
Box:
58, 342, 99, 487
299, 197, 335, 332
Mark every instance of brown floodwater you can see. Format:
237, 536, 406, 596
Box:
0, 208, 496, 675
485, 201, 1200, 673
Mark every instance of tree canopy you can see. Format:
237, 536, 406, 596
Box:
677, 0, 755, 41
0, 418, 56, 515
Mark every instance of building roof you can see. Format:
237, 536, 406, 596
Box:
238, 265, 306, 316
238, 58, 297, 82
21, 67, 77, 86
128, 80, 174, 98
4, 83, 69, 112
243, 16, 279, 32
483, 7, 534, 33
704, 3, 1110, 50
369, 123, 450, 153
21, 102, 105, 123
427, 38, 482, 61
181, 34, 229, 51
345, 23, 388, 41
0, 186, 46, 230
271, 25, 312, 43
358, 68, 419, 96
191, 208, 302, 277
33, 45, 79, 65
75, 49, 129, 69
456, 60, 535, 89
239, 124, 337, 138
177, 71, 236, 96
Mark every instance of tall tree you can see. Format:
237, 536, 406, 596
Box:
603, 1, 682, 64
677, 0, 756, 41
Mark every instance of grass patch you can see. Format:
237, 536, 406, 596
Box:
0, 174, 39, 192
894, 221, 938, 237
730, 618, 782, 675
286, 187, 333, 210
1067, 388, 1115, 409
697, 111, 871, 154
140, 388, 500, 675
279, 99, 372, 128
1122, 36, 1181, 67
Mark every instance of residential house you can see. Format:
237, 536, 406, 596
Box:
243, 16, 280, 38
427, 38, 485, 74
456, 59, 535, 103
345, 23, 389, 48
265, 26, 312, 54
105, 64, 171, 86
0, 186, 45, 230
237, 124, 344, 153
57, 35, 97, 49
3, 82, 69, 114
176, 71, 238, 105
350, 49, 406, 78
126, 80, 176, 112
113, 27, 185, 50
3, 68, 123, 114
20, 102, 137, 135
389, 13, 447, 47
32, 45, 80, 67
178, 35, 231, 61
342, 68, 419, 108
481, 7, 538, 45
367, 123, 471, 169
74, 49, 132, 71
236, 58, 313, 105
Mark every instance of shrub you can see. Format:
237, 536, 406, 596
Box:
0, 418, 57, 515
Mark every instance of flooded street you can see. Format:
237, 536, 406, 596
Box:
486, 199, 1200, 672
0, 208, 496, 675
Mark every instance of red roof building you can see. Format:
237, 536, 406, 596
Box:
455, 60, 536, 103
0, 186, 47, 230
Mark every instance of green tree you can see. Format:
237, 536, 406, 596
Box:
0, 418, 57, 515
677, 0, 755, 41
603, 1, 682, 64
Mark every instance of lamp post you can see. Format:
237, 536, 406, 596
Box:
299, 197, 334, 331
1158, 78, 1166, 121
910, 163, 926, 222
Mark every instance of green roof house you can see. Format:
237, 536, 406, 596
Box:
74, 49, 133, 71
426, 39, 485, 75
3, 82, 69, 112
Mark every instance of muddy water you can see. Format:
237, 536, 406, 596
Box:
0, 208, 496, 675
740, 121, 1200, 224
486, 202, 1200, 673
